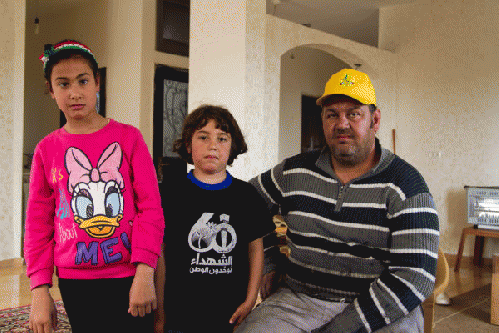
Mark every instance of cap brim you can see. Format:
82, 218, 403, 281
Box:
316, 94, 369, 106
316, 95, 327, 106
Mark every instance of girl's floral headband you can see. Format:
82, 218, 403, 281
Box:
39, 40, 98, 73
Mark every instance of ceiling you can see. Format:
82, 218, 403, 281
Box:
266, 0, 419, 47
30, 0, 421, 48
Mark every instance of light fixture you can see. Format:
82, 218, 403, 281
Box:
34, 17, 40, 35
34, 0, 40, 35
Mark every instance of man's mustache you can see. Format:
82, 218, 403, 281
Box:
334, 130, 354, 137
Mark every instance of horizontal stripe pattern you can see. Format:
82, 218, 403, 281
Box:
387, 207, 438, 219
250, 145, 439, 332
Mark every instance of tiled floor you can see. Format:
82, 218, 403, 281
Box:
0, 259, 61, 309
445, 257, 492, 299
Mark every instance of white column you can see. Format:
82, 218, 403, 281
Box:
12, 0, 26, 259
189, 0, 278, 180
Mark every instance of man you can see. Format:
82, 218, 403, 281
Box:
236, 69, 439, 332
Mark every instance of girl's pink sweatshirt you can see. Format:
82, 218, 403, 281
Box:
24, 119, 165, 290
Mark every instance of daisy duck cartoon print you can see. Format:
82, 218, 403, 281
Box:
65, 142, 124, 239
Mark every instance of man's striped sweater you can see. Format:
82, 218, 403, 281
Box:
250, 141, 439, 333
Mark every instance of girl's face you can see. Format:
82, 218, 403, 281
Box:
188, 119, 232, 181
49, 57, 100, 124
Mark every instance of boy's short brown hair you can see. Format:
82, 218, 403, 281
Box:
173, 104, 248, 165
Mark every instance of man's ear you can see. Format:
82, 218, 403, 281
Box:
372, 109, 381, 132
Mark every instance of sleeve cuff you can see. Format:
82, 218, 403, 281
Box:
131, 248, 159, 269
29, 269, 54, 290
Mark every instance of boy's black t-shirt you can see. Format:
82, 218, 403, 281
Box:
161, 172, 275, 333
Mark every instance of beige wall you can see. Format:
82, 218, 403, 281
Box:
1, 0, 25, 260
379, 0, 499, 257
279, 46, 349, 160
189, 0, 268, 181
24, 6, 82, 156
0, 0, 15, 260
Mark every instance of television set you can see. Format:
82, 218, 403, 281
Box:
466, 186, 499, 229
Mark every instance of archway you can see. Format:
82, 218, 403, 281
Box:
264, 15, 399, 163
278, 46, 350, 160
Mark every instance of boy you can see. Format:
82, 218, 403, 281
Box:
154, 105, 276, 333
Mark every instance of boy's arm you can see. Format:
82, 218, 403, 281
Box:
260, 230, 282, 299
245, 237, 265, 305
229, 237, 264, 325
154, 245, 166, 333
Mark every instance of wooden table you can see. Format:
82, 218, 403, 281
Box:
492, 254, 499, 325
454, 226, 499, 272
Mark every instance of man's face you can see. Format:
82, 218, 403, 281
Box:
321, 96, 380, 167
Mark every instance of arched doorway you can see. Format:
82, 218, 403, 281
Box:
263, 16, 399, 163
279, 46, 350, 160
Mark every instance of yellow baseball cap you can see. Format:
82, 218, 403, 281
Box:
316, 69, 376, 106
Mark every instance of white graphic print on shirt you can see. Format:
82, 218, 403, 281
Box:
188, 213, 236, 274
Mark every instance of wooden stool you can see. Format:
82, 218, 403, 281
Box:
422, 248, 450, 333
454, 226, 499, 272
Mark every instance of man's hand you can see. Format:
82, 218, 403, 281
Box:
260, 271, 279, 299
129, 263, 157, 317
29, 285, 57, 333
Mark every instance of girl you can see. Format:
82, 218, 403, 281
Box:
25, 40, 165, 333
154, 105, 276, 333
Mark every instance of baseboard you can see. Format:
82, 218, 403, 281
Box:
445, 253, 492, 269
0, 258, 25, 269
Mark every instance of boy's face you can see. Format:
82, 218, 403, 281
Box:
188, 119, 232, 180
49, 57, 99, 124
